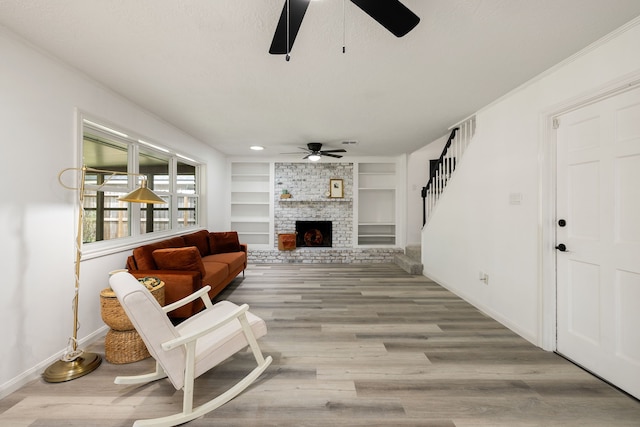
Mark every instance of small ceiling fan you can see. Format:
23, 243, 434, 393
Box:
282, 142, 347, 161
269, 0, 420, 58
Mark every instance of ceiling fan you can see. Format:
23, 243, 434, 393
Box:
282, 142, 347, 161
269, 0, 420, 57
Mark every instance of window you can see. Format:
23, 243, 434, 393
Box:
81, 118, 201, 244
176, 161, 198, 228
138, 147, 170, 235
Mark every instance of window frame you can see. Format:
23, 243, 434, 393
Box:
78, 113, 203, 257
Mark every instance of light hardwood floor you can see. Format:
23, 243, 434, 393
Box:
1, 263, 639, 426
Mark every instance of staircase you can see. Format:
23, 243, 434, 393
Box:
422, 116, 476, 226
394, 244, 423, 275
398, 117, 475, 276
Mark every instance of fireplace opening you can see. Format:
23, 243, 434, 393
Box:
295, 221, 332, 247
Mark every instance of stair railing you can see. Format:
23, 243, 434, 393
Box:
422, 116, 476, 226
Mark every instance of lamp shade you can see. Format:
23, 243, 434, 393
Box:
119, 179, 166, 204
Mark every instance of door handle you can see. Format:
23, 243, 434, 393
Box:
555, 243, 567, 252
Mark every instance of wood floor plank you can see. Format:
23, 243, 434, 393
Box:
1, 263, 639, 426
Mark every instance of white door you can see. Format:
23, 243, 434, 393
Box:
556, 86, 640, 399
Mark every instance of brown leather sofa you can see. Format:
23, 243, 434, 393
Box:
125, 230, 247, 319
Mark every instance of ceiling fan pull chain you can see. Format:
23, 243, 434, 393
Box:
342, 0, 346, 53
286, 0, 291, 61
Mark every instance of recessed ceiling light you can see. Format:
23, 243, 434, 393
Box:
250, 145, 265, 151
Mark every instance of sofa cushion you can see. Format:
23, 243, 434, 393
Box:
152, 246, 206, 278
203, 252, 246, 273
126, 255, 137, 271
133, 236, 186, 270
209, 231, 240, 254
200, 261, 229, 289
182, 230, 210, 257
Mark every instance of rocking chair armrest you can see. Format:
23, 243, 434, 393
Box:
162, 303, 250, 351
162, 285, 212, 314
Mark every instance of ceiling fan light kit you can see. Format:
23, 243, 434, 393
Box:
270, 0, 420, 60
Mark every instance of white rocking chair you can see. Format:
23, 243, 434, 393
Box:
109, 271, 272, 427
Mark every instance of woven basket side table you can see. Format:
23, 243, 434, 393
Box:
100, 281, 164, 364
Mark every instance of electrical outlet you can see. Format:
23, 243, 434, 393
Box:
479, 271, 489, 284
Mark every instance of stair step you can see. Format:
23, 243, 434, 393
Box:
394, 253, 423, 275
405, 244, 421, 262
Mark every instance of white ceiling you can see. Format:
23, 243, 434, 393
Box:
2, 0, 640, 159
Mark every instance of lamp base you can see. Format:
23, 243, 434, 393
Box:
42, 352, 102, 383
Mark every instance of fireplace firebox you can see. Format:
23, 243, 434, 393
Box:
295, 221, 332, 247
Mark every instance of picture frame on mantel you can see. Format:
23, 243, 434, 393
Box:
329, 178, 344, 198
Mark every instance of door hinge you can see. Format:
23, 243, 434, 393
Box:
553, 117, 560, 129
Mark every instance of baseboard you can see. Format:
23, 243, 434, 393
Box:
423, 269, 538, 347
0, 326, 108, 400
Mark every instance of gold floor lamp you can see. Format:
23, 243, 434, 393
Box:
43, 166, 166, 383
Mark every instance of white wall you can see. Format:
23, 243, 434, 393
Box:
421, 17, 640, 346
0, 27, 228, 397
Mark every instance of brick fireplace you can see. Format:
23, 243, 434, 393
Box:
273, 162, 353, 247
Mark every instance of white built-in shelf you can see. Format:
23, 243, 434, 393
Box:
357, 236, 396, 245
231, 162, 272, 248
231, 202, 270, 205
357, 162, 397, 246
229, 216, 270, 222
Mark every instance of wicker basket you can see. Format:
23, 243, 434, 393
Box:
104, 329, 150, 364
100, 280, 165, 364
100, 282, 165, 331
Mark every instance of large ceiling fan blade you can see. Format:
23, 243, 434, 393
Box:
349, 0, 420, 37
323, 153, 344, 158
269, 0, 311, 55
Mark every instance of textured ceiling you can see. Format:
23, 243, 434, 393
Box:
1, 0, 640, 159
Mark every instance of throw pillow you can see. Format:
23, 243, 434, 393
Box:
182, 230, 210, 257
209, 231, 240, 254
152, 246, 206, 277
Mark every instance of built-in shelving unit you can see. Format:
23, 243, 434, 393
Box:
357, 162, 396, 245
230, 162, 272, 247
